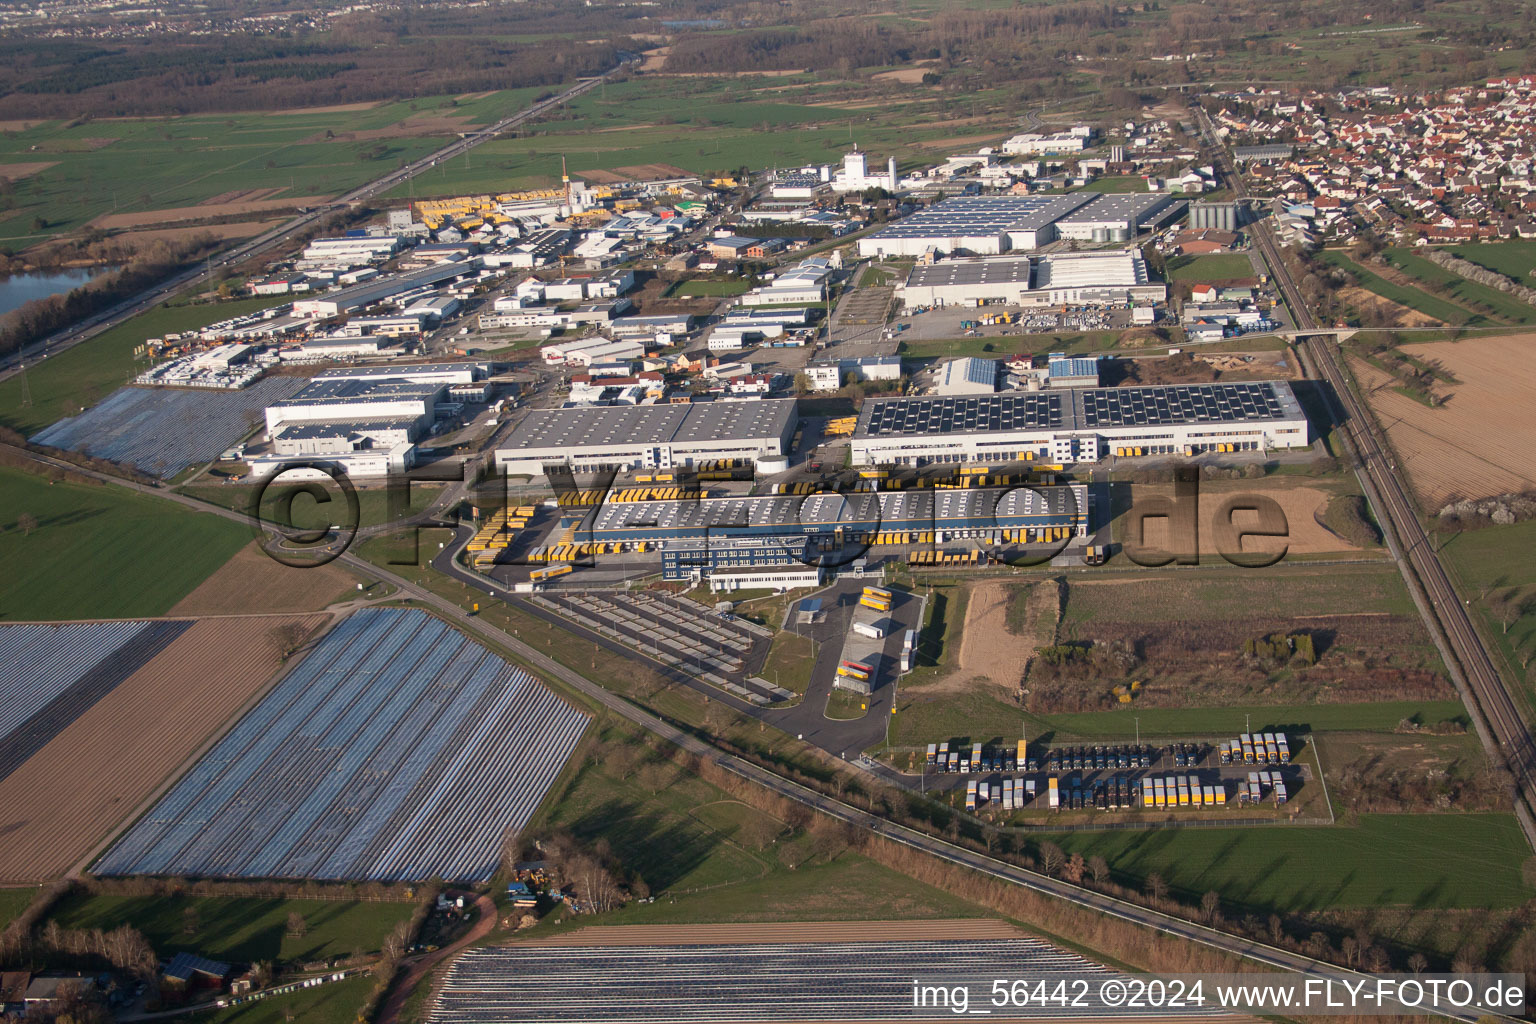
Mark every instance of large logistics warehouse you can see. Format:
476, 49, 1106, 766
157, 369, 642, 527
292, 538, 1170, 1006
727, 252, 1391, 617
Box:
850, 382, 1309, 466
857, 193, 1174, 257
495, 400, 798, 477
899, 250, 1165, 307
576, 485, 1090, 552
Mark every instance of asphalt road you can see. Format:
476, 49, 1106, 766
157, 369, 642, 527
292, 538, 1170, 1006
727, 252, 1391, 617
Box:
1194, 104, 1536, 850
0, 58, 636, 382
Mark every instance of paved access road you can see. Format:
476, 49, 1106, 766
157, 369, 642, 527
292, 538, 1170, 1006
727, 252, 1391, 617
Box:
0, 58, 636, 382
1194, 104, 1536, 850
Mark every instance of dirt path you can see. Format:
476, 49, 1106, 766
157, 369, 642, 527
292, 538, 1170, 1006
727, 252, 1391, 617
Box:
377, 892, 497, 1024
924, 581, 1052, 695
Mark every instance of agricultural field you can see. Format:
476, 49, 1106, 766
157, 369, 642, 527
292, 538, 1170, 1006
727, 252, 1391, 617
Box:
1349, 334, 1536, 507
50, 888, 414, 964
1438, 517, 1536, 711
0, 886, 40, 928
32, 376, 306, 478
1035, 564, 1447, 713
1049, 812, 1532, 912
0, 464, 250, 621
1165, 253, 1256, 282
169, 542, 359, 616
0, 92, 545, 248
383, 76, 1014, 203
158, 972, 374, 1024
97, 608, 587, 882
0, 294, 291, 437
0, 614, 325, 881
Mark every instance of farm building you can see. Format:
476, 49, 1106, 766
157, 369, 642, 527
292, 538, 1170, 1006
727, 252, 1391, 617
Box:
850, 381, 1309, 466
494, 399, 798, 477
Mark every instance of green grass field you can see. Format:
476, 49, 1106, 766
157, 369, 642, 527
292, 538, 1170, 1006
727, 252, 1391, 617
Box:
762, 631, 817, 696
0, 886, 40, 928
0, 464, 249, 620
160, 973, 373, 1024
897, 331, 1123, 360
1383, 249, 1536, 324
1166, 253, 1256, 282
1446, 240, 1536, 281
0, 295, 290, 436
671, 279, 749, 297
1062, 564, 1419, 625
1050, 813, 1533, 912
0, 91, 545, 247
1073, 176, 1148, 193
50, 889, 415, 964
1317, 250, 1478, 326
1438, 519, 1536, 707
531, 722, 977, 922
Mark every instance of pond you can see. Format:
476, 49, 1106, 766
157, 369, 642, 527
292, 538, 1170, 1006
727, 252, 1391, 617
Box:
0, 266, 114, 317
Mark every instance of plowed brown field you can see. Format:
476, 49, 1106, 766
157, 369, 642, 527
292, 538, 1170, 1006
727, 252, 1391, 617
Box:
169, 541, 354, 615
1352, 337, 1536, 506
0, 614, 326, 882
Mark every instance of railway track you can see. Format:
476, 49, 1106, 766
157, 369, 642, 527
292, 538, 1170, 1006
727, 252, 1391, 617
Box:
1193, 106, 1536, 848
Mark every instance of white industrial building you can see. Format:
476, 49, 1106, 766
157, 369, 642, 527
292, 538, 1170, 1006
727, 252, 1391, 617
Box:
739, 256, 832, 305
1000, 127, 1093, 155
804, 355, 902, 392
312, 363, 480, 386
935, 357, 999, 395
850, 381, 1309, 466
495, 399, 798, 477
858, 193, 1176, 258
264, 379, 442, 436
831, 150, 899, 194
301, 236, 400, 264
898, 250, 1165, 308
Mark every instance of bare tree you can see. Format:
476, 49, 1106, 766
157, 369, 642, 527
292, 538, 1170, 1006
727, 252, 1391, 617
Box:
16, 512, 36, 536
1144, 872, 1168, 902
1038, 842, 1065, 878
778, 843, 806, 870
740, 813, 782, 851
636, 761, 677, 795
1088, 855, 1111, 885
285, 911, 307, 939
1407, 952, 1429, 974
1200, 890, 1222, 923
269, 621, 311, 660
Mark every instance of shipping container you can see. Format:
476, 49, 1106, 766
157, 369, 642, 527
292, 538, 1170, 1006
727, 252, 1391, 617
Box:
852, 620, 886, 640
965, 781, 977, 812
1047, 776, 1060, 809
859, 596, 892, 613
862, 586, 893, 601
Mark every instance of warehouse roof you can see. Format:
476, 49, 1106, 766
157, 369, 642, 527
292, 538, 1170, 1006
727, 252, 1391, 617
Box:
501, 398, 796, 453
1034, 250, 1148, 288
865, 194, 1094, 240
904, 256, 1033, 289
856, 381, 1303, 437
273, 417, 419, 440
275, 379, 443, 406
1056, 192, 1173, 226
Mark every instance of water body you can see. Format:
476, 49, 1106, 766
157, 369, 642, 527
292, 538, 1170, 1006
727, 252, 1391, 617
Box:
0, 267, 110, 317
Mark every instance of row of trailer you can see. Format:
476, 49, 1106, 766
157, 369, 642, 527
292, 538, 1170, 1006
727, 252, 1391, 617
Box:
606, 486, 701, 503
467, 505, 540, 568
907, 549, 987, 566
525, 539, 652, 563
1140, 775, 1229, 810
966, 777, 1037, 811
859, 586, 892, 613
1219, 732, 1290, 766
1244, 770, 1288, 805
927, 740, 1029, 775
836, 659, 873, 684
528, 563, 574, 583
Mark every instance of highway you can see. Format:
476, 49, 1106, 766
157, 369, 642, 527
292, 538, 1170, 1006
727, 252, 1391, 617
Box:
0, 57, 636, 382
1193, 105, 1536, 849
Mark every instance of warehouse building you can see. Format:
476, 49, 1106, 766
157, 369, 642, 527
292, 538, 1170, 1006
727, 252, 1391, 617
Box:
850, 381, 1308, 466
936, 357, 998, 395
583, 485, 1091, 562
494, 399, 797, 477
1053, 192, 1180, 242
858, 194, 1094, 257
264, 378, 443, 435
1046, 353, 1102, 389
293, 259, 482, 318
313, 363, 481, 386
898, 250, 1165, 308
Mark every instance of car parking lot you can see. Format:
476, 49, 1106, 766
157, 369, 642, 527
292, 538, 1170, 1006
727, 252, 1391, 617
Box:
894, 303, 1136, 345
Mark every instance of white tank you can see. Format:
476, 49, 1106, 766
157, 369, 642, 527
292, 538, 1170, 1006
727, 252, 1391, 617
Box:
755, 454, 790, 475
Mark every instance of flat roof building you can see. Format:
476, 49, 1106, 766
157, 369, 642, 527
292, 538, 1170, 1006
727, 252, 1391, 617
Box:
936, 357, 998, 395
851, 381, 1308, 466
858, 194, 1095, 257
495, 398, 798, 477
1053, 192, 1179, 241
899, 250, 1164, 308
